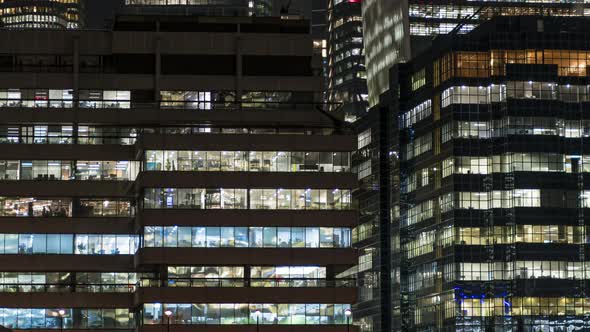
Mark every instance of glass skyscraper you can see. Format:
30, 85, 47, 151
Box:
326, 0, 367, 123
363, 0, 590, 109
392, 15, 590, 331
358, 2, 590, 332
0, 0, 84, 29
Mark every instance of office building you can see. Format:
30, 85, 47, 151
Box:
407, 1, 586, 36
323, 1, 381, 331
358, 2, 590, 331
311, 1, 326, 37
311, 0, 328, 101
122, 0, 271, 17
362, 0, 409, 109
350, 0, 403, 330
392, 15, 590, 331
0, 0, 84, 29
0, 15, 358, 331
350, 93, 395, 332
327, 0, 367, 123
324, 0, 379, 330
363, 0, 590, 109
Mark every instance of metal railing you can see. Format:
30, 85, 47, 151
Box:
0, 283, 137, 293
0, 100, 74, 109
166, 278, 357, 288
159, 101, 328, 112
0, 99, 340, 112
0, 278, 356, 293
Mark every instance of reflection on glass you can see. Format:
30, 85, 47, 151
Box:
144, 226, 351, 249
0, 234, 138, 255
143, 303, 351, 325
0, 308, 134, 329
0, 198, 133, 218
0, 272, 156, 293
0, 198, 71, 217
0, 160, 139, 181
143, 188, 351, 210
145, 150, 350, 173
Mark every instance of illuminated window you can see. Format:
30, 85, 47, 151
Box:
358, 128, 371, 149
411, 68, 426, 91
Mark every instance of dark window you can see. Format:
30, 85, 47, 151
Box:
103, 54, 155, 74
159, 22, 237, 32
240, 23, 309, 34
113, 21, 156, 32
131, 90, 155, 103
79, 55, 101, 73
161, 55, 235, 75
8, 55, 73, 73
0, 55, 12, 72
243, 56, 312, 76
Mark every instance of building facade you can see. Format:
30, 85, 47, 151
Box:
363, 0, 590, 110
358, 2, 590, 332
350, 92, 396, 332
326, 0, 367, 123
361, 0, 409, 109
0, 0, 84, 29
407, 1, 587, 37
122, 0, 271, 17
393, 16, 590, 331
325, 0, 376, 330
311, 0, 328, 102
0, 15, 358, 332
